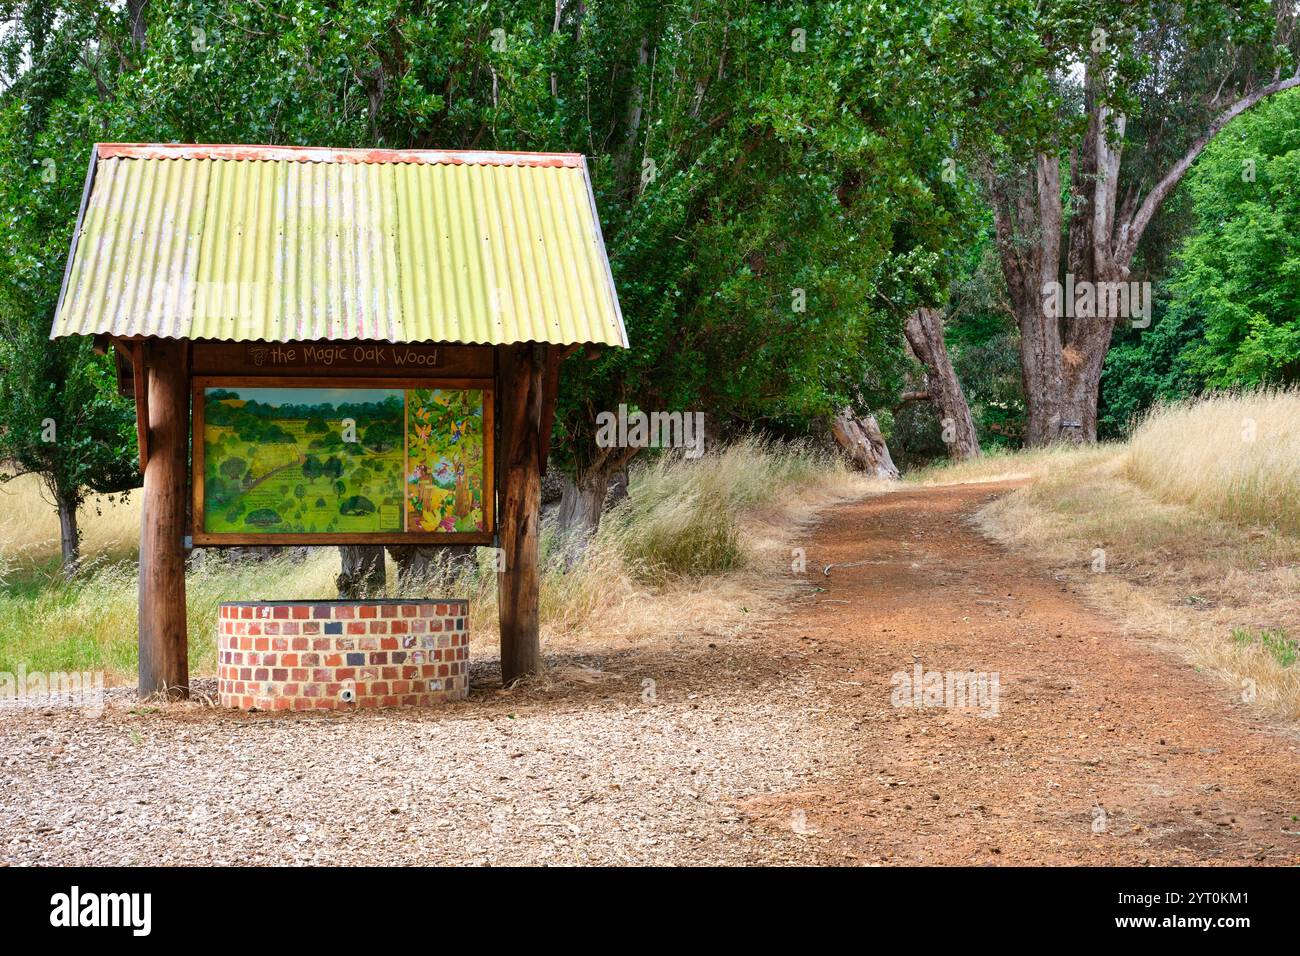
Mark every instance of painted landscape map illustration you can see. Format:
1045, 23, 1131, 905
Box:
202, 386, 486, 535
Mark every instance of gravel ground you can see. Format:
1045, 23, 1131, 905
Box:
1, 642, 854, 865
6, 480, 1299, 866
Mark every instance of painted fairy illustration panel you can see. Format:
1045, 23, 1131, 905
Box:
405, 388, 487, 533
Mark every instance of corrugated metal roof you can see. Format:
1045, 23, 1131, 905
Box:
51, 144, 627, 347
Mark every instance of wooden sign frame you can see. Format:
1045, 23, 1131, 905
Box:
191, 376, 494, 546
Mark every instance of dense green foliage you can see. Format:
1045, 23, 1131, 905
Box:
1165, 88, 1300, 386
1101, 88, 1300, 435
0, 0, 1004, 518
1, 0, 1296, 518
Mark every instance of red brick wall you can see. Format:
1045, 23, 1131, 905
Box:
217, 600, 469, 711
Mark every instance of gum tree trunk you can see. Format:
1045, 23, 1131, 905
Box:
555, 446, 638, 542
904, 307, 981, 460
991, 152, 1065, 447
831, 410, 900, 479
56, 490, 80, 578
337, 545, 385, 598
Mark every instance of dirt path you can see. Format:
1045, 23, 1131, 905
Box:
742, 481, 1300, 864
2, 480, 1298, 865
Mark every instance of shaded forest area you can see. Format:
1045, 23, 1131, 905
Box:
1, 1, 1297, 571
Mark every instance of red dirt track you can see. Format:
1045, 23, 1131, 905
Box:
745, 481, 1300, 864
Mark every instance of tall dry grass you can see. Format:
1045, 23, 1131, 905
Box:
0, 473, 141, 568
908, 443, 1117, 486
417, 437, 871, 660
0, 548, 342, 677
0, 440, 873, 682
1125, 389, 1300, 533
602, 438, 854, 582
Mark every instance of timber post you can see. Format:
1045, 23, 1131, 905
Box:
496, 343, 546, 683
137, 339, 190, 699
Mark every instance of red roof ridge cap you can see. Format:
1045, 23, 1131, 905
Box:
95, 143, 585, 168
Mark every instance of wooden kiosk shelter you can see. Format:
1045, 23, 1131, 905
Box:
49, 143, 628, 699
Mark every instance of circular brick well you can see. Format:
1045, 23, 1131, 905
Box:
217, 599, 469, 711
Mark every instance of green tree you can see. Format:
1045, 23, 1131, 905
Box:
983, 0, 1300, 444
1098, 88, 1300, 432
1, 0, 1168, 558
0, 3, 139, 574
1165, 88, 1300, 386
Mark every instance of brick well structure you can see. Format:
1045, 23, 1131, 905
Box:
217, 599, 469, 711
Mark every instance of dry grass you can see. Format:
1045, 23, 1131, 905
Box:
0, 473, 141, 569
1125, 389, 1300, 535
908, 443, 1117, 486
0, 440, 877, 684
417, 438, 878, 664
927, 392, 1300, 720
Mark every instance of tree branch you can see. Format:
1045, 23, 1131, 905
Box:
1116, 73, 1300, 265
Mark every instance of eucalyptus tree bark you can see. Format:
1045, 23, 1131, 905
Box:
990, 153, 1064, 447
556, 446, 639, 541
904, 308, 980, 461
831, 410, 900, 479
56, 495, 79, 577
337, 545, 385, 598
991, 65, 1300, 445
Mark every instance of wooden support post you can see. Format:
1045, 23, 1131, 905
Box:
497, 343, 547, 683
138, 339, 190, 699
130, 341, 149, 470
536, 344, 577, 475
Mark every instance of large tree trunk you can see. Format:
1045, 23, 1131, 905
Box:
904, 307, 981, 460
1055, 92, 1124, 443
831, 410, 900, 479
55, 490, 79, 578
556, 472, 607, 539
991, 153, 1065, 447
1060, 313, 1117, 441
555, 446, 638, 542
336, 545, 385, 598
990, 63, 1300, 446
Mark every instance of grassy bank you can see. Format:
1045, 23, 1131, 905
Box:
1125, 390, 1300, 534
920, 391, 1300, 719
0, 439, 872, 682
